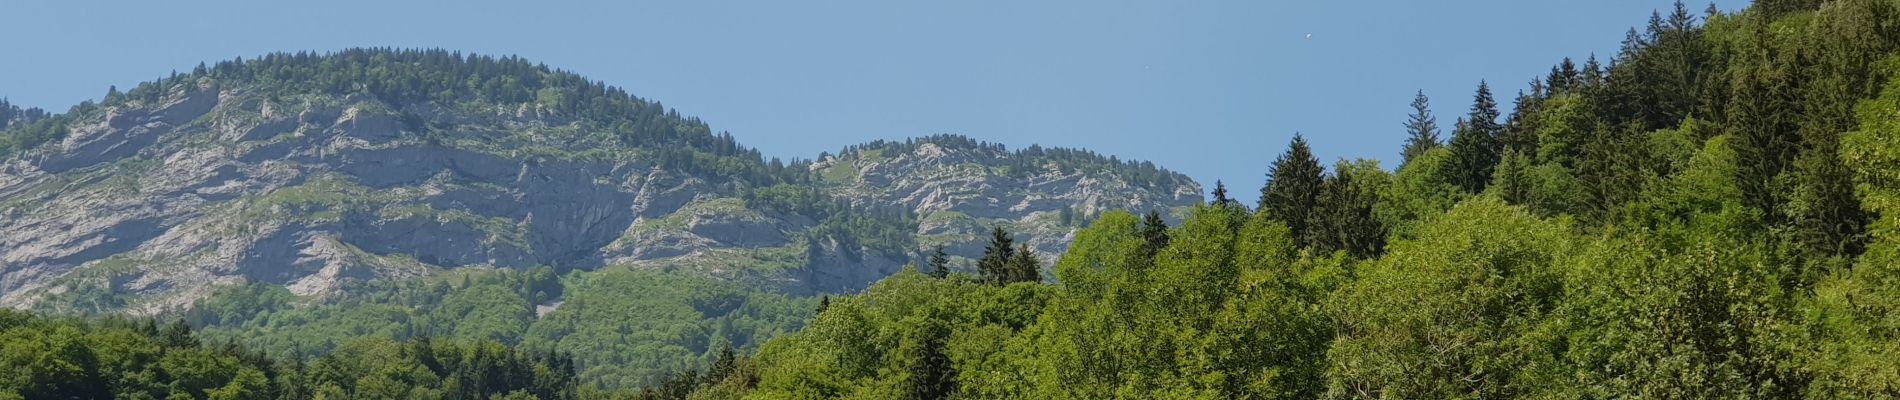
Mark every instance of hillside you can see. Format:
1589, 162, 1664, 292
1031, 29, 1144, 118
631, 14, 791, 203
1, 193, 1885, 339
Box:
0, 49, 1200, 388
680, 1, 1900, 399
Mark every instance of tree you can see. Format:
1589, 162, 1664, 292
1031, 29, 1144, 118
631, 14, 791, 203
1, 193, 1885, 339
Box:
978, 227, 1020, 286
1259, 134, 1325, 247
927, 246, 951, 279
1210, 180, 1234, 207
1447, 81, 1503, 193
1326, 199, 1570, 398
706, 344, 738, 384
1308, 160, 1388, 258
1727, 52, 1801, 225
1009, 244, 1041, 284
1787, 124, 1869, 262
1501, 88, 1543, 157
1547, 58, 1580, 95
1139, 209, 1171, 259
1490, 149, 1533, 206
160, 319, 199, 349
1401, 91, 1442, 165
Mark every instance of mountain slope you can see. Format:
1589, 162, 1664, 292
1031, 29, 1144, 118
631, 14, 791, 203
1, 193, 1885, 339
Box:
0, 49, 1201, 313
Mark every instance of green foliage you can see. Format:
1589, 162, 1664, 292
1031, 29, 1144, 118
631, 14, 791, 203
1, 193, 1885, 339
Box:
1308, 159, 1389, 258
1447, 82, 1504, 193
0, 310, 579, 400
1324, 199, 1570, 398
975, 228, 1039, 286
21, 1, 1900, 398
187, 266, 812, 391
1400, 91, 1443, 165
1258, 134, 1325, 248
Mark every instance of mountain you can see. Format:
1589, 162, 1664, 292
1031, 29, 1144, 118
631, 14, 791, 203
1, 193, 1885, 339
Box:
0, 49, 1202, 388
0, 49, 1200, 313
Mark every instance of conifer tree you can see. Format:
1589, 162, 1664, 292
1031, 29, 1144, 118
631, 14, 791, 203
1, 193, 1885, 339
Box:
1500, 89, 1543, 156
1140, 209, 1171, 258
1401, 91, 1442, 165
1728, 56, 1801, 224
1582, 54, 1605, 87
1490, 149, 1533, 206
1788, 138, 1869, 260
1547, 58, 1580, 94
1260, 134, 1325, 247
1447, 82, 1502, 193
1210, 180, 1233, 207
927, 246, 951, 279
1308, 163, 1386, 258
978, 227, 1019, 285
1009, 244, 1041, 284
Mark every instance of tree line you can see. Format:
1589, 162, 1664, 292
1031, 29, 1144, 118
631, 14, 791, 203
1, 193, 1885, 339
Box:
668, 1, 1900, 398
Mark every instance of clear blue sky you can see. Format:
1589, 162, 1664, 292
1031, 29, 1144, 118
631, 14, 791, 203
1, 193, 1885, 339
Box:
2, 0, 1746, 205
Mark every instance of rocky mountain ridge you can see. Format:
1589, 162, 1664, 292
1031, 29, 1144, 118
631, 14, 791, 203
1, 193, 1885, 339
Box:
0, 49, 1202, 313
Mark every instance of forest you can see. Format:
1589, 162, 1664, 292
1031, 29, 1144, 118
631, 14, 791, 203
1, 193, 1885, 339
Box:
679, 1, 1900, 398
6, 0, 1900, 398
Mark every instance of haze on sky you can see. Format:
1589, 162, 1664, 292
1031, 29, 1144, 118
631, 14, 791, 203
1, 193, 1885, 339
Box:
0, 0, 1748, 205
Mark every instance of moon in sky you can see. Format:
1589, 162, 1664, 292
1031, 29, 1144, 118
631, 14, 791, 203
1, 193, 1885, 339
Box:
1305, 33, 1313, 39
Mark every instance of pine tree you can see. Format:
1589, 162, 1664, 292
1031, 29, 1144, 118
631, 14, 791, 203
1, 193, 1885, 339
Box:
927, 246, 951, 279
1210, 180, 1234, 207
1490, 149, 1533, 206
1788, 138, 1869, 260
1500, 89, 1543, 156
1548, 58, 1580, 95
1009, 244, 1041, 284
1140, 209, 1171, 258
817, 296, 830, 314
1729, 54, 1801, 224
1260, 134, 1326, 247
978, 227, 1019, 286
1307, 163, 1387, 258
1401, 91, 1442, 165
1582, 54, 1605, 87
1447, 81, 1502, 193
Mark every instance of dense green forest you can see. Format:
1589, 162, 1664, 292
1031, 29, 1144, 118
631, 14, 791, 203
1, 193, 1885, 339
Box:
678, 1, 1900, 398
9, 0, 1900, 398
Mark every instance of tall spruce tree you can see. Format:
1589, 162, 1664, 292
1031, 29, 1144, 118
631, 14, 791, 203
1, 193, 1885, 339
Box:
927, 245, 951, 279
1210, 180, 1234, 207
1728, 51, 1802, 225
1582, 54, 1605, 87
1401, 91, 1442, 165
978, 227, 1020, 285
1788, 138, 1869, 260
1447, 81, 1503, 193
1140, 209, 1171, 258
1260, 134, 1326, 247
1500, 89, 1543, 156
1490, 149, 1533, 206
1307, 163, 1386, 258
1009, 244, 1041, 284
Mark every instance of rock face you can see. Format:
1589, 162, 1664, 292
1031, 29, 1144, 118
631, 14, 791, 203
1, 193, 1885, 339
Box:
0, 72, 1200, 313
811, 139, 1202, 262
